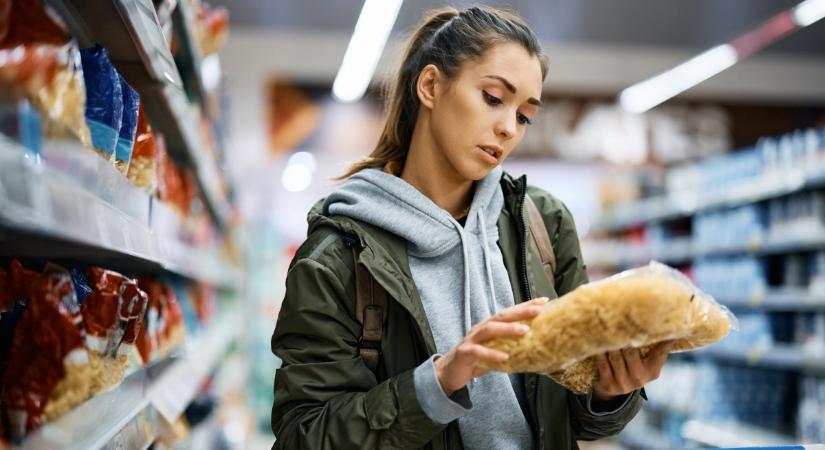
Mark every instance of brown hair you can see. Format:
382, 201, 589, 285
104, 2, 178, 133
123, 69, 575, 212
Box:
336, 6, 549, 179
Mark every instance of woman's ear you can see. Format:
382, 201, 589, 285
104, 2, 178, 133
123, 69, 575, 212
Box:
416, 64, 441, 110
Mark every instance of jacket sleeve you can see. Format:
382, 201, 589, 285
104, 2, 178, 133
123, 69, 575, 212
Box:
532, 187, 645, 440
271, 257, 446, 449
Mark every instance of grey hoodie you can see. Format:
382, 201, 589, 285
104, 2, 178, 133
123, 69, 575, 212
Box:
323, 165, 534, 450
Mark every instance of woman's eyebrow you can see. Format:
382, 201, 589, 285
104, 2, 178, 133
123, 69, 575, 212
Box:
484, 75, 541, 106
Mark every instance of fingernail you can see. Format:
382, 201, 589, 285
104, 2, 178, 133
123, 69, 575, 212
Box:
519, 324, 530, 333
535, 297, 549, 303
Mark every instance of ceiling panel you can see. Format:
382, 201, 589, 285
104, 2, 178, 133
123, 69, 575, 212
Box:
212, 0, 825, 54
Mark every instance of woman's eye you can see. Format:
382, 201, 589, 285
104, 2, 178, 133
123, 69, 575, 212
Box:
517, 113, 532, 126
482, 90, 503, 106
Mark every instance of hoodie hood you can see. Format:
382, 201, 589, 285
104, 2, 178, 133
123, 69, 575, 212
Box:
323, 166, 504, 259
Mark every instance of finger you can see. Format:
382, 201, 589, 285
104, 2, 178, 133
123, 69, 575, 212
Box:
471, 321, 529, 343
594, 353, 614, 386
622, 347, 646, 386
608, 350, 630, 390
491, 298, 548, 322
456, 343, 509, 363
644, 341, 673, 377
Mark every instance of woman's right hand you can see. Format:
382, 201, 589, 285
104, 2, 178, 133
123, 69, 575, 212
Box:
433, 297, 549, 395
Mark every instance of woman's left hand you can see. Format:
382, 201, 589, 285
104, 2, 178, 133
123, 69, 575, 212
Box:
592, 340, 674, 402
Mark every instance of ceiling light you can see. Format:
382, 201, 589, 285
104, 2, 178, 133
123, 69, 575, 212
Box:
332, 0, 403, 103
792, 0, 825, 26
620, 45, 737, 114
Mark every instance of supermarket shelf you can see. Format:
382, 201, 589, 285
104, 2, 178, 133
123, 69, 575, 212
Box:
172, 0, 207, 102
582, 237, 693, 268
681, 419, 797, 448
697, 230, 825, 257
0, 137, 239, 289
695, 344, 825, 374
19, 309, 239, 450
717, 288, 825, 311
596, 166, 825, 233
585, 230, 825, 269
47, 0, 230, 229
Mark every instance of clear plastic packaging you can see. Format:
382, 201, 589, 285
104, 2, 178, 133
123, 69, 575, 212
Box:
3, 261, 91, 441
481, 261, 738, 394
81, 268, 147, 394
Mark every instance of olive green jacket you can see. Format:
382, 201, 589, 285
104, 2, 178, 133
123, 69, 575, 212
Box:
271, 172, 643, 449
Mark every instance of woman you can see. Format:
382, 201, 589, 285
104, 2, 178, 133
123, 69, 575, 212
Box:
271, 6, 671, 450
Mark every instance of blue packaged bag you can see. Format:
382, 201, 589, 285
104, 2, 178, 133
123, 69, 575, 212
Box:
79, 45, 122, 161
115, 74, 140, 174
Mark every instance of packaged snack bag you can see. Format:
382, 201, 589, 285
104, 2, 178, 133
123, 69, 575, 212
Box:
126, 105, 158, 194
0, 0, 68, 48
114, 74, 139, 175
78, 45, 122, 162
82, 268, 147, 393
159, 282, 185, 357
2, 261, 90, 441
481, 262, 737, 394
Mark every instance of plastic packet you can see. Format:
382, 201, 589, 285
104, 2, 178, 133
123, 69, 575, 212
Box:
0, 44, 90, 147
159, 282, 185, 357
196, 3, 228, 55
82, 268, 148, 393
114, 74, 139, 175
126, 105, 158, 195
0, 0, 68, 48
79, 45, 122, 162
2, 261, 90, 441
135, 277, 161, 365
480, 261, 738, 394
159, 142, 187, 216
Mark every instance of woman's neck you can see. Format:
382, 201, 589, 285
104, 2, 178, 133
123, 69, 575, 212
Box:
400, 120, 476, 220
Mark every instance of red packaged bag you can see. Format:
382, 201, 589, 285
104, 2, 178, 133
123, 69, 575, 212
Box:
2, 261, 90, 441
0, 0, 68, 48
0, 267, 10, 313
134, 277, 163, 365
159, 283, 185, 357
126, 105, 158, 195
82, 268, 148, 393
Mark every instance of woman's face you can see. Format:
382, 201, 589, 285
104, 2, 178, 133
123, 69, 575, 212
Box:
429, 42, 544, 181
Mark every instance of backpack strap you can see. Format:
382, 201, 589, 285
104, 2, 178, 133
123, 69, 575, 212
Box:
347, 237, 388, 374
524, 194, 556, 287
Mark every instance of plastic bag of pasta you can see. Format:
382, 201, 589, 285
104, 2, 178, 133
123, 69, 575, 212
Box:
2, 261, 91, 441
480, 261, 737, 394
81, 268, 148, 393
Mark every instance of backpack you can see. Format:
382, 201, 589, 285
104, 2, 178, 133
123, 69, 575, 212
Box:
347, 195, 556, 373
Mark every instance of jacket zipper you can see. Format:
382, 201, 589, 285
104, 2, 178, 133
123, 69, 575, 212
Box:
516, 178, 532, 303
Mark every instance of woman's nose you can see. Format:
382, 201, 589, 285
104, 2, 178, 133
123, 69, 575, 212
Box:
494, 115, 516, 139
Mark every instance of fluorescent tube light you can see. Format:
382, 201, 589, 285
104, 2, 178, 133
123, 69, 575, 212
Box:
619, 44, 738, 114
332, 0, 403, 103
792, 0, 825, 26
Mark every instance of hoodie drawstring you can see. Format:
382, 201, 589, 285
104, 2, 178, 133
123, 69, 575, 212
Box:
478, 209, 498, 316
453, 221, 473, 339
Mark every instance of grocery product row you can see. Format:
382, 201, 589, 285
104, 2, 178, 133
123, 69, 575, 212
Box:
0, 0, 239, 287
0, 1, 243, 449
597, 125, 825, 232
1, 0, 230, 228
0, 258, 232, 448
622, 360, 825, 449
